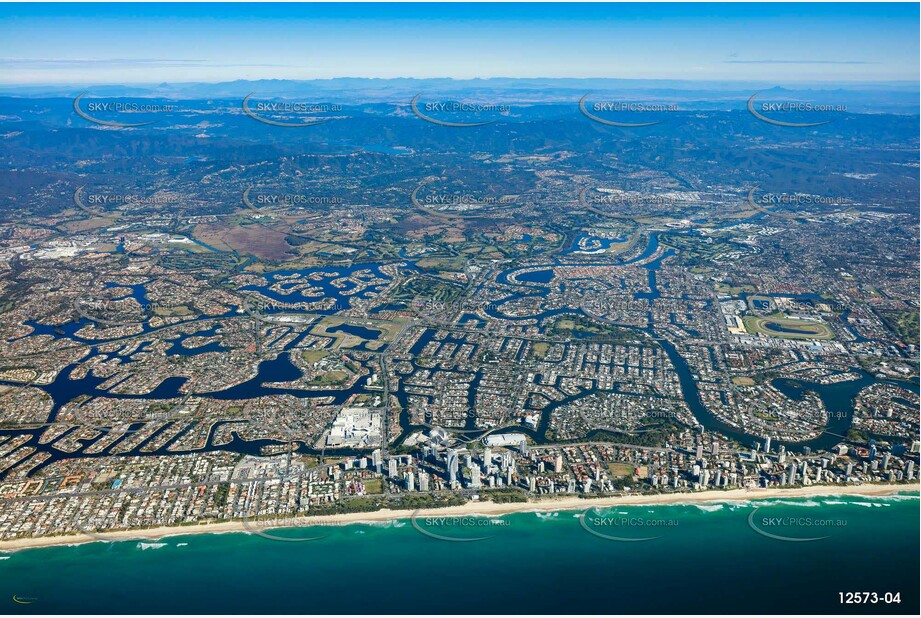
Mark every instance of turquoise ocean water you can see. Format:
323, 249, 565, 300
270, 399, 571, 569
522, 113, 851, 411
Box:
2, 493, 918, 615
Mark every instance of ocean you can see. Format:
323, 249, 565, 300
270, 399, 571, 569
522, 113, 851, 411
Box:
2, 493, 918, 615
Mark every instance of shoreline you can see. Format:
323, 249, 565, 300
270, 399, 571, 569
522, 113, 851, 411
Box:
1, 483, 916, 553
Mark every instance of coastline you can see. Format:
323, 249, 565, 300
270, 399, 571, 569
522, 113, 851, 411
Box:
1, 482, 916, 553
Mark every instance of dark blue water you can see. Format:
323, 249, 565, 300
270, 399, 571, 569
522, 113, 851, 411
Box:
1, 495, 917, 615
515, 269, 554, 284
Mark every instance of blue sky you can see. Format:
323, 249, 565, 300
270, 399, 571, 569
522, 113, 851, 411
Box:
0, 3, 917, 84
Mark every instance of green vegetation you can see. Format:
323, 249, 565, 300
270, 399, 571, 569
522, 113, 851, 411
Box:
878, 309, 919, 347
607, 474, 635, 490
306, 370, 350, 386
585, 421, 680, 448
480, 488, 528, 503
309, 496, 383, 515
160, 252, 240, 272
363, 478, 384, 495
548, 315, 646, 343
662, 234, 738, 266
753, 409, 782, 422
607, 463, 634, 477
301, 350, 331, 363
847, 428, 870, 443
743, 314, 835, 340
390, 493, 467, 509
214, 483, 231, 508
415, 256, 466, 274
530, 342, 549, 360
714, 282, 758, 295
390, 275, 463, 305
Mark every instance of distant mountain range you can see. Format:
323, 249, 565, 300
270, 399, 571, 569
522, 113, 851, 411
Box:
1, 78, 918, 112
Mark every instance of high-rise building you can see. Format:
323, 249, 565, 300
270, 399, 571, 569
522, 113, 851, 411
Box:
907, 460, 915, 480
764, 436, 772, 454
554, 453, 564, 472
419, 472, 430, 492
388, 457, 399, 478
447, 449, 459, 486
405, 471, 415, 492
470, 466, 481, 488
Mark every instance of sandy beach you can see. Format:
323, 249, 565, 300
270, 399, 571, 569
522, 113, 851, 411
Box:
1, 482, 916, 553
